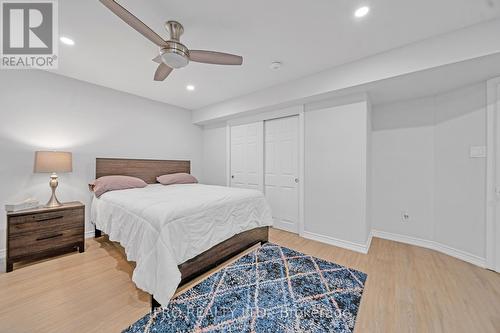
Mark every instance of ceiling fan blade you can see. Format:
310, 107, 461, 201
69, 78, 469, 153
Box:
189, 50, 243, 65
154, 63, 173, 81
99, 0, 166, 47
152, 55, 162, 63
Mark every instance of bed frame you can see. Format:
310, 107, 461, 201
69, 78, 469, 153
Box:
94, 158, 269, 310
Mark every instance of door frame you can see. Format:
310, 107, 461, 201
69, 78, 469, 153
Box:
226, 106, 305, 236
486, 77, 500, 271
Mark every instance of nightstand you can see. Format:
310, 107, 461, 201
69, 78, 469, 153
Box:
6, 201, 85, 272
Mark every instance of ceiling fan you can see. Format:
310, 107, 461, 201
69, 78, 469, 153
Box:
99, 0, 243, 81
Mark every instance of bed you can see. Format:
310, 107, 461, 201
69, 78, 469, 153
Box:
90, 158, 272, 308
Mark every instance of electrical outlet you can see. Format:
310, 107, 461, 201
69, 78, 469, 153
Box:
401, 211, 410, 223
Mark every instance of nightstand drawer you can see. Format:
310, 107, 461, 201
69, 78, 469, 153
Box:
9, 209, 84, 235
6, 201, 85, 272
8, 227, 84, 258
9, 208, 83, 224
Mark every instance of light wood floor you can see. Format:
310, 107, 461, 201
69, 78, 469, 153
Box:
1, 228, 499, 333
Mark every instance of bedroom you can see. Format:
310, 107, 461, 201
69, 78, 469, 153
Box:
1, 0, 500, 332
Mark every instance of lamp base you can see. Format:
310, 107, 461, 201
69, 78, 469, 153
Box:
45, 173, 63, 208
45, 194, 62, 208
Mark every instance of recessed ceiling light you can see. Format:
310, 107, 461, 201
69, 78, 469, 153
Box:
60, 36, 75, 46
354, 6, 370, 18
186, 85, 195, 91
270, 61, 282, 71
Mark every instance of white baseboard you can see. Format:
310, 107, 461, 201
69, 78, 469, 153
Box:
0, 248, 5, 260
301, 230, 371, 254
365, 230, 374, 251
372, 230, 486, 268
85, 230, 95, 239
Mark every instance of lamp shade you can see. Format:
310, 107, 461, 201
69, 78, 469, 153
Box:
34, 151, 73, 173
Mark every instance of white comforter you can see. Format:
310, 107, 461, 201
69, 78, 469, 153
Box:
90, 183, 273, 305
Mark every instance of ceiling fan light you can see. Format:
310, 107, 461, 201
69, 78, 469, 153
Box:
354, 6, 370, 18
161, 51, 189, 69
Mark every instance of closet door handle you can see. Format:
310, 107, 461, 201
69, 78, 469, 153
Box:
294, 178, 299, 183
231, 175, 235, 179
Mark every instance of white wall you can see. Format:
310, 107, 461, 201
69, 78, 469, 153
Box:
433, 84, 486, 257
371, 98, 436, 240
201, 83, 488, 264
366, 101, 373, 234
304, 101, 371, 248
0, 70, 203, 254
372, 83, 487, 260
201, 124, 227, 185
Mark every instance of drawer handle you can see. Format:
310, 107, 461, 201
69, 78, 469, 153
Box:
36, 233, 63, 241
33, 215, 64, 222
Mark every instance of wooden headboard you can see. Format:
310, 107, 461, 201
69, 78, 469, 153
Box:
95, 158, 190, 184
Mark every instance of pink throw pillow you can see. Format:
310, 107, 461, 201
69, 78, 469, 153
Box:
156, 173, 198, 185
89, 175, 147, 197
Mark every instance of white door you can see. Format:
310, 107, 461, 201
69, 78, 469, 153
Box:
487, 77, 500, 272
495, 83, 500, 272
265, 116, 299, 233
230, 122, 264, 191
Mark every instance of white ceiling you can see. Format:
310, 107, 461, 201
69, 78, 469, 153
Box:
56, 0, 500, 110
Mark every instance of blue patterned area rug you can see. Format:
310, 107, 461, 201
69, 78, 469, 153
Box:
123, 243, 367, 333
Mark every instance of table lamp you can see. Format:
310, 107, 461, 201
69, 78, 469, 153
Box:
34, 151, 73, 207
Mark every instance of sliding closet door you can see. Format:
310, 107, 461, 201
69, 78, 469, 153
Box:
230, 122, 264, 191
265, 116, 299, 233
496, 83, 500, 272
